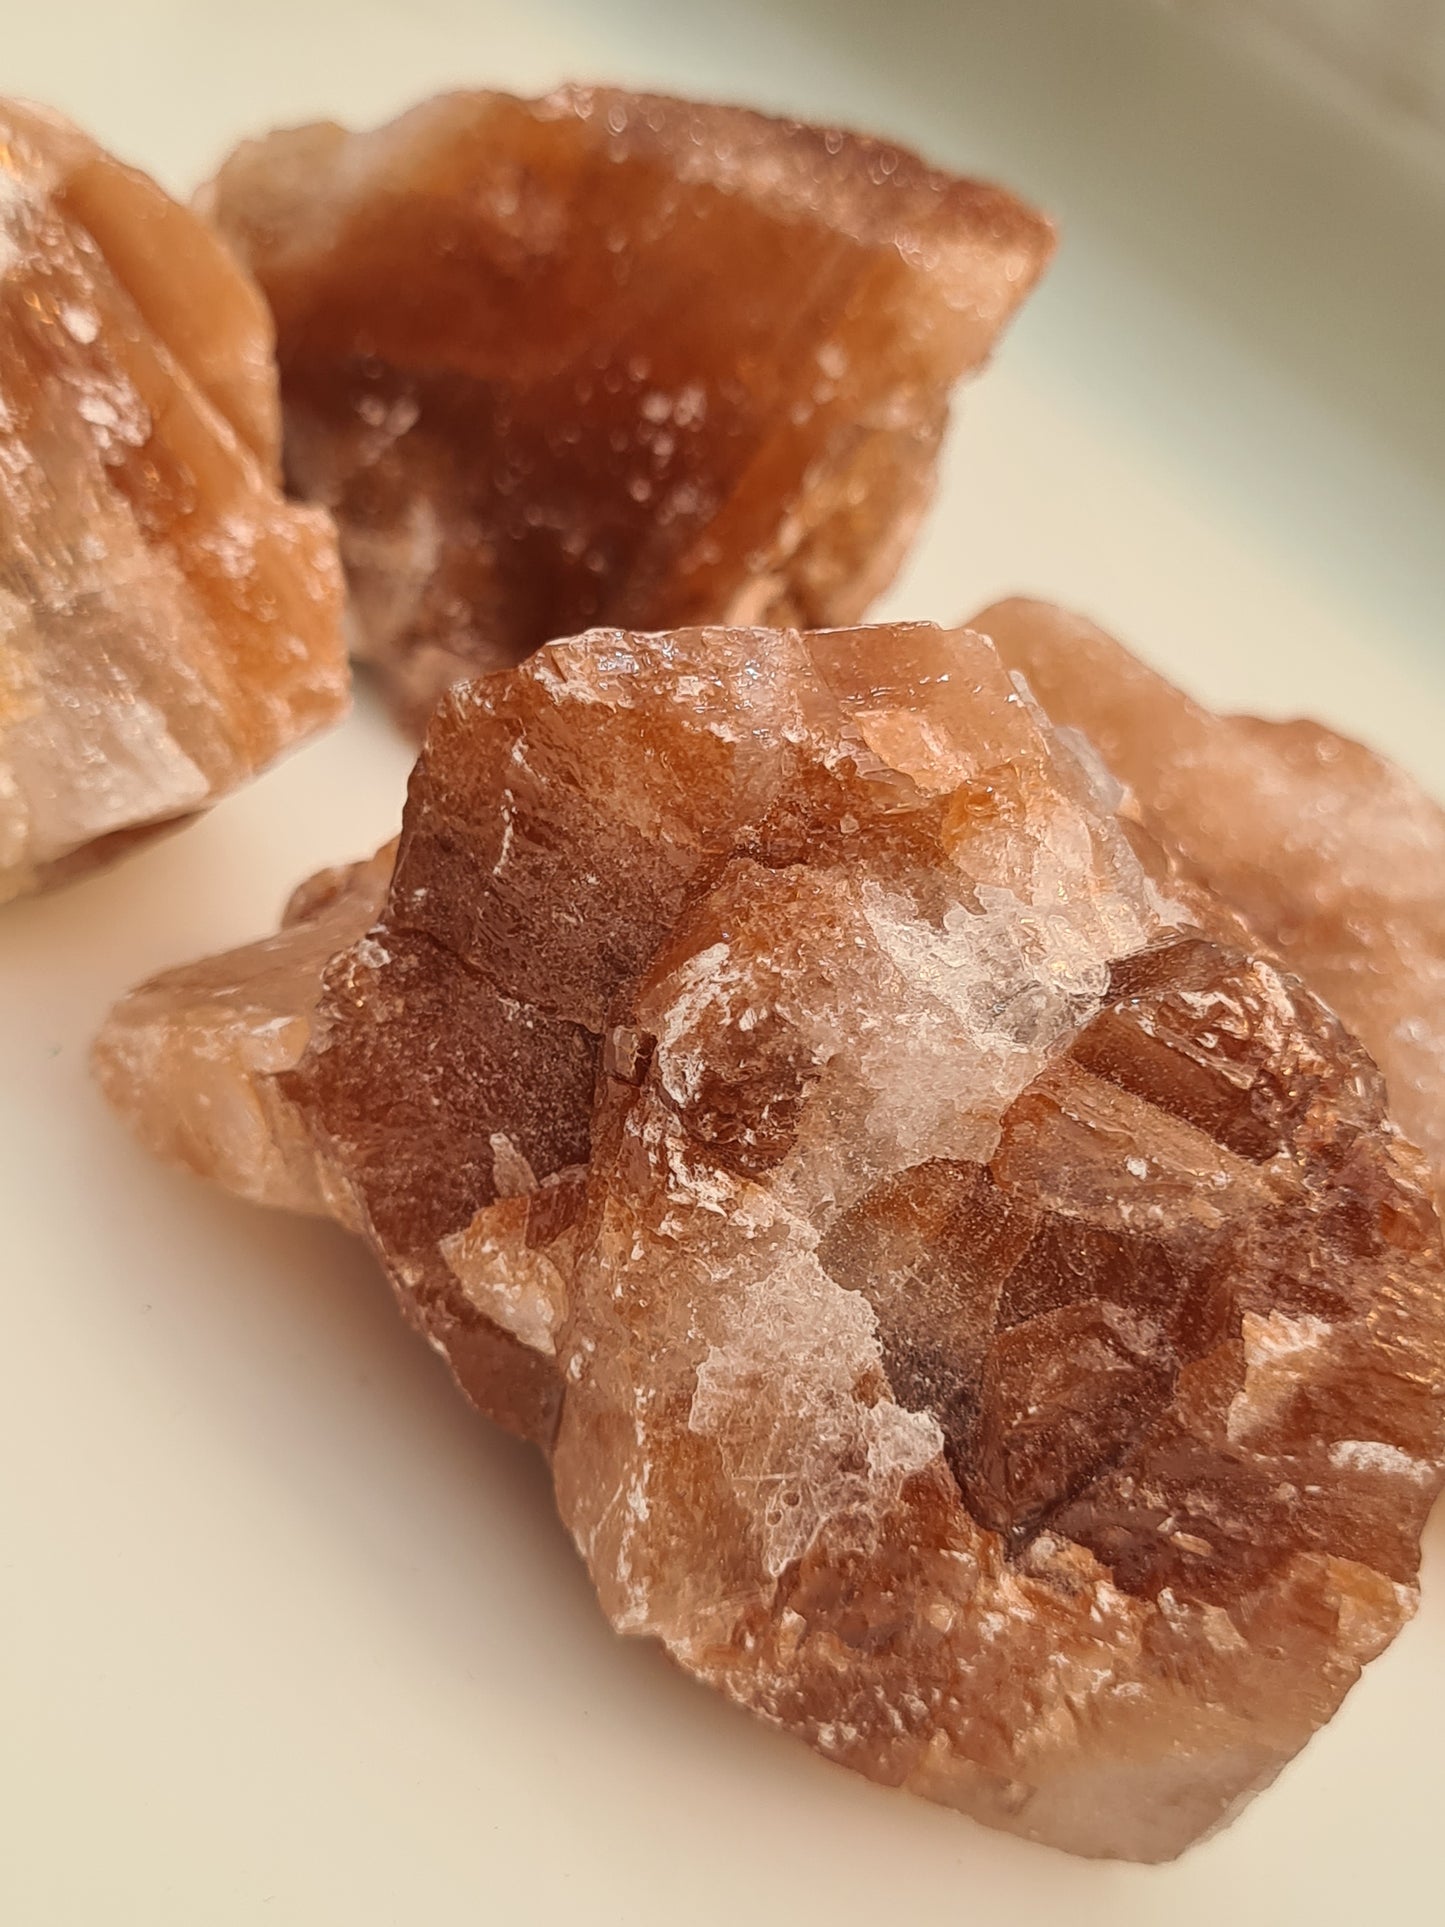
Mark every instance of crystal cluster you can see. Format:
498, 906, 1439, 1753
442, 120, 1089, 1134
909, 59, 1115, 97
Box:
96, 622, 1445, 1860
977, 598, 1445, 1201
199, 88, 1052, 734
0, 99, 347, 901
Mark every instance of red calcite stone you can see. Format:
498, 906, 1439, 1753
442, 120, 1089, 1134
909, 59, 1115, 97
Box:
0, 99, 347, 900
95, 623, 1445, 1859
201, 88, 1052, 734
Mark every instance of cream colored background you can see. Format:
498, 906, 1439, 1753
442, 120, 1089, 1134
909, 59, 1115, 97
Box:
1169, 0, 1445, 154
3, 3, 1443, 1923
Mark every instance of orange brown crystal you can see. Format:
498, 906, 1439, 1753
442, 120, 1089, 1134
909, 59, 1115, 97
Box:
92, 842, 393, 1217
96, 622, 1445, 1860
0, 100, 348, 902
977, 597, 1445, 1200
201, 88, 1052, 734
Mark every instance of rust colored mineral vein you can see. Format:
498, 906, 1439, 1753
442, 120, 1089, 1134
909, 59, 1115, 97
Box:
95, 622, 1445, 1861
200, 88, 1052, 735
976, 596, 1445, 1200
0, 99, 348, 902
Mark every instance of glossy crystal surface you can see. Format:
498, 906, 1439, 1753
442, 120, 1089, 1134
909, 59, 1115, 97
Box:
978, 597, 1445, 1201
202, 89, 1052, 733
0, 100, 347, 900
96, 623, 1445, 1859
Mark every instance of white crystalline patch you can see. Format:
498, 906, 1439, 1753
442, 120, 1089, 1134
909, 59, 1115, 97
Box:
58, 302, 99, 344
489, 1131, 538, 1198
861, 880, 1105, 1058
661, 1118, 736, 1216
490, 806, 515, 878
1227, 1310, 1333, 1445
672, 381, 707, 426
866, 1398, 942, 1482
1243, 1309, 1332, 1366
18, 689, 209, 864
1329, 1439, 1436, 1484
349, 934, 392, 971
75, 384, 149, 446
355, 392, 420, 439
76, 394, 118, 427
655, 942, 731, 1043
653, 941, 734, 1106
1144, 874, 1200, 934
60, 362, 152, 461
440, 1206, 567, 1357
199, 513, 264, 580
690, 1249, 943, 1577
1239, 962, 1303, 1062
982, 887, 1117, 998
529, 641, 634, 705
229, 1008, 311, 1087
625, 1474, 650, 1522
0, 164, 38, 276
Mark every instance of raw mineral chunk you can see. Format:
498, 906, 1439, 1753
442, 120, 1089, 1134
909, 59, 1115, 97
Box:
977, 597, 1445, 1199
92, 842, 393, 1216
0, 100, 347, 902
95, 623, 1445, 1860
201, 88, 1052, 734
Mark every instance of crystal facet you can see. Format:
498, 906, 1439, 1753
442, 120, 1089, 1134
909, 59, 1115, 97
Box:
977, 597, 1445, 1201
200, 89, 1052, 734
93, 842, 392, 1217
95, 623, 1445, 1860
0, 100, 348, 901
